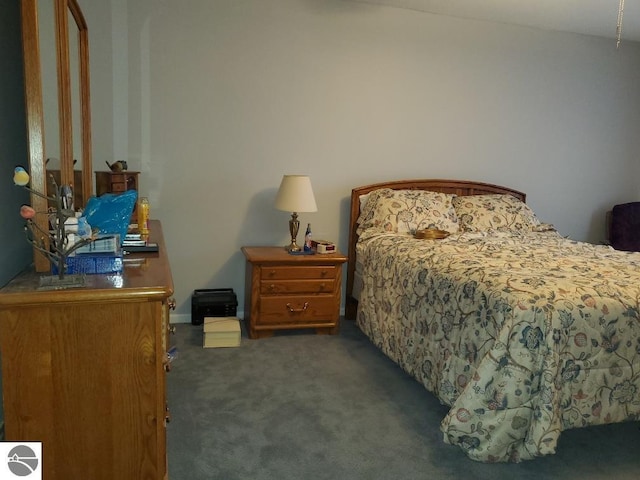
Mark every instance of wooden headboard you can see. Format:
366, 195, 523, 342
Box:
345, 179, 526, 320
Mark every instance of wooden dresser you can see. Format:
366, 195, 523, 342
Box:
242, 246, 347, 339
0, 220, 174, 480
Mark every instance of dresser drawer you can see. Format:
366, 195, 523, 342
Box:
109, 173, 127, 182
111, 182, 127, 192
261, 265, 336, 280
257, 296, 338, 325
260, 279, 335, 295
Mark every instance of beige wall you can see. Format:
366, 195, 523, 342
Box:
82, 0, 640, 321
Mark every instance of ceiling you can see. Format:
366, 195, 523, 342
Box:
354, 0, 640, 44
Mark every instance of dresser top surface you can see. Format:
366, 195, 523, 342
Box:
241, 246, 347, 265
0, 220, 173, 305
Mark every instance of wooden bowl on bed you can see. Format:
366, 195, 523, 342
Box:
414, 228, 450, 240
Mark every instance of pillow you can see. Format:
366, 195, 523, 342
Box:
356, 188, 459, 236
358, 193, 370, 214
452, 194, 540, 232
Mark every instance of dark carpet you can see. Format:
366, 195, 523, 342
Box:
167, 319, 640, 480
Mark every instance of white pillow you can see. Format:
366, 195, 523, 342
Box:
356, 188, 459, 236
453, 194, 540, 232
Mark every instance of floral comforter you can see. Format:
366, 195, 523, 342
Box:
355, 230, 640, 462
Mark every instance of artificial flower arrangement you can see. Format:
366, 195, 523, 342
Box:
14, 166, 96, 280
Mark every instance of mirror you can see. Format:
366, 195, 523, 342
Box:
68, 3, 82, 207
38, 0, 60, 176
66, 0, 93, 208
21, 0, 92, 272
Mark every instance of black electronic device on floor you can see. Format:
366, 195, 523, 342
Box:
191, 288, 238, 325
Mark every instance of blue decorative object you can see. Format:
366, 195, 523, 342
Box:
52, 254, 124, 275
84, 190, 137, 244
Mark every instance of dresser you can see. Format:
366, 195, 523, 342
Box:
0, 220, 174, 480
242, 246, 348, 339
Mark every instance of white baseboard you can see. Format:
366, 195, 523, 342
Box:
171, 307, 346, 325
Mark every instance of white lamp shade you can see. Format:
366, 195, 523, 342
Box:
274, 175, 318, 213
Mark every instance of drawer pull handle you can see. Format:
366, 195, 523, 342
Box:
319, 283, 326, 291
286, 302, 309, 313
269, 284, 275, 292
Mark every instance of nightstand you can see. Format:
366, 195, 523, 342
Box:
241, 246, 348, 339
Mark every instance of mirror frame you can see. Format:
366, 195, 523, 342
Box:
21, 0, 92, 272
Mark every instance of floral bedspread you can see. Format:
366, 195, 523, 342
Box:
355, 231, 640, 462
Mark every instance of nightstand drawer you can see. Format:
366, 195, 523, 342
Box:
261, 265, 336, 280
260, 279, 335, 295
258, 296, 337, 325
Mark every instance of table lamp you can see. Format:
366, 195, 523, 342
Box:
274, 175, 317, 253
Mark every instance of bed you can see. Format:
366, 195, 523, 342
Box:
346, 179, 640, 462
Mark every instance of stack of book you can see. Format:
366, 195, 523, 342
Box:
122, 233, 159, 253
54, 235, 124, 275
203, 316, 241, 348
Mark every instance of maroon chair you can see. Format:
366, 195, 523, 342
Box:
609, 202, 640, 252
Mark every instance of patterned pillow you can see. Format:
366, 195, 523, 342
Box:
452, 194, 540, 232
356, 188, 459, 236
